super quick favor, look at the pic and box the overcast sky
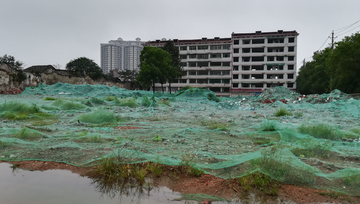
[1,0,360,70]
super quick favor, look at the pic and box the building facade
[144,30,298,96]
[231,30,298,96]
[100,37,145,74]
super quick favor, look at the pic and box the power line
[334,20,360,32]
[336,24,360,37]
[317,33,331,51]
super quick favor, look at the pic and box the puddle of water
[0,163,185,204]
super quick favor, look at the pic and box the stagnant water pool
[0,163,189,204]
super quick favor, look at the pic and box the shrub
[15,127,42,140]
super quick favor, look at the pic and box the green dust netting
[1,83,360,195]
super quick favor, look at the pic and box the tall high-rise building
[100,37,145,73]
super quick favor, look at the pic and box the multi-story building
[231,30,298,96]
[144,37,232,96]
[100,37,145,73]
[144,30,298,96]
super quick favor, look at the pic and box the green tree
[66,57,103,80]
[136,47,172,93]
[162,41,183,94]
[0,54,23,70]
[326,33,360,93]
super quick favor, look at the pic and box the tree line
[297,33,360,94]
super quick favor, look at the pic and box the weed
[291,139,332,159]
[252,137,271,146]
[237,172,281,195]
[132,165,147,182]
[44,97,57,100]
[294,112,303,117]
[179,153,204,177]
[78,110,116,124]
[157,100,171,106]
[274,107,292,117]
[15,127,42,140]
[298,123,340,140]
[260,120,277,131]
[114,98,138,108]
[0,141,10,149]
[147,162,164,177]
[200,120,230,131]
[74,135,103,143]
[90,97,105,105]
[152,135,162,142]
[104,96,117,101]
[52,99,86,110]
[318,191,348,199]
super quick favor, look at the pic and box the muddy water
[0,163,187,204]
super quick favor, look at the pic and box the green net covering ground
[1,83,360,195]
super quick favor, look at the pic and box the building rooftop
[232,30,299,37]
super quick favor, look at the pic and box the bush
[114,98,138,108]
[52,99,86,110]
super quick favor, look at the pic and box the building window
[252,56,264,62]
[234,40,239,45]
[210,45,222,50]
[288,74,294,79]
[209,79,221,83]
[242,57,250,62]
[222,70,230,75]
[189,62,197,67]
[198,79,207,84]
[198,70,208,75]
[189,79,196,83]
[233,65,239,71]
[189,54,196,59]
[252,39,265,44]
[288,65,294,70]
[223,45,231,50]
[197,54,209,59]
[276,56,284,61]
[288,83,294,88]
[232,83,239,88]
[268,38,284,43]
[288,46,294,52]
[210,53,221,58]
[189,46,196,50]
[210,62,221,66]
[180,62,187,67]
[198,61,209,67]
[223,53,230,58]
[198,45,208,50]
[242,48,250,53]
[267,56,274,61]
[180,55,187,59]
[180,79,187,83]
[233,74,239,79]
[233,57,239,62]
[288,56,294,61]
[180,46,187,50]
[189,71,196,75]
[288,37,295,43]
[209,87,221,92]
[222,62,230,67]
[233,48,239,53]
[243,39,250,44]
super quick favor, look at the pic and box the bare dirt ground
[2,160,360,204]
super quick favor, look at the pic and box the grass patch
[237,172,281,195]
[298,123,340,140]
[78,110,117,124]
[200,120,230,131]
[291,139,332,159]
[14,127,42,140]
[294,112,303,117]
[114,98,138,108]
[74,135,104,143]
[0,102,42,120]
[174,194,228,202]
[90,97,105,105]
[274,107,292,117]
[318,191,349,200]
[52,99,86,110]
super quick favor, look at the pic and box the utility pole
[331,30,335,51]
